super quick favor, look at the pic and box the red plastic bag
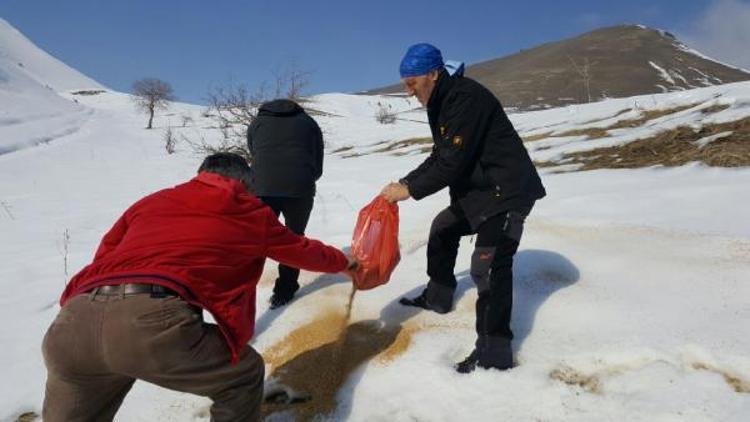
[350,195,400,290]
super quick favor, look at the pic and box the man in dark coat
[43,153,354,421]
[247,99,325,308]
[381,43,546,373]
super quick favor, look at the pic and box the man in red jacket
[42,153,354,422]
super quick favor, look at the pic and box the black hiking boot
[455,349,479,374]
[398,283,453,314]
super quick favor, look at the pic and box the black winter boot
[269,278,299,309]
[477,336,514,371]
[269,292,294,309]
[455,349,479,373]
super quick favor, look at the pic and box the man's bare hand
[380,182,411,203]
[343,255,359,280]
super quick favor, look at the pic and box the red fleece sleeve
[93,213,129,260]
[263,208,348,273]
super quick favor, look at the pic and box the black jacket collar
[427,69,459,122]
[428,69,457,109]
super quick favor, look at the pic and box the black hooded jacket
[247,99,324,197]
[402,70,546,228]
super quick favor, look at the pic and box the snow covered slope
[1,21,749,422]
[0,18,103,92]
[0,18,101,155]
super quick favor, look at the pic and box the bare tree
[181,132,252,161]
[132,78,175,129]
[206,82,264,144]
[568,56,593,103]
[283,67,312,100]
[196,65,313,159]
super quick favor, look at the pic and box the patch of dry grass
[692,363,750,394]
[700,103,732,115]
[553,103,702,140]
[555,127,612,139]
[371,137,432,153]
[523,132,553,142]
[340,137,432,158]
[15,412,39,422]
[549,117,750,170]
[332,145,354,154]
[549,365,602,394]
[577,108,633,126]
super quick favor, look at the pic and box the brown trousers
[42,290,264,422]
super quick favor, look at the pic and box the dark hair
[198,152,253,191]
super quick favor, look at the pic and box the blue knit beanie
[399,43,444,78]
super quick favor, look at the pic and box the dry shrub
[375,102,397,124]
[163,127,176,154]
[181,133,251,162]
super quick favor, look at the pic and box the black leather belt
[89,283,179,298]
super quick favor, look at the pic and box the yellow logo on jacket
[440,126,446,136]
[452,136,463,147]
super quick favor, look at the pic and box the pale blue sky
[1,0,747,103]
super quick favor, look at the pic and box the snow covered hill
[1,19,749,422]
[0,18,103,93]
[0,18,102,155]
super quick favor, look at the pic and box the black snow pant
[424,204,529,341]
[259,196,314,297]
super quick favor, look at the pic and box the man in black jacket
[248,99,325,308]
[381,43,546,373]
